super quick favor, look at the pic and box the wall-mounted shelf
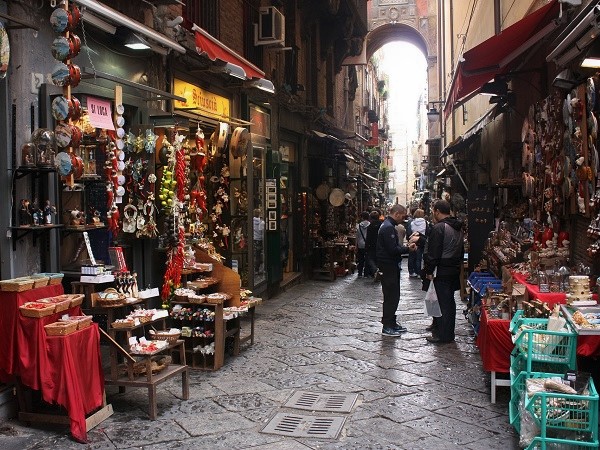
[9,225,63,251]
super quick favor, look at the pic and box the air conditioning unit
[254,6,285,46]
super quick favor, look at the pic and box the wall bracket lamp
[427,101,445,122]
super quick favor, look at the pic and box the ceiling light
[124,32,151,50]
[245,78,275,94]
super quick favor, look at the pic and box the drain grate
[284,391,358,413]
[261,412,346,439]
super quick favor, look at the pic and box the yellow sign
[173,79,230,118]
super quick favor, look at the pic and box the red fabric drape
[0,286,104,443]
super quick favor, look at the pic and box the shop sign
[173,78,230,118]
[87,96,114,130]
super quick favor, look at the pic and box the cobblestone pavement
[0,266,519,449]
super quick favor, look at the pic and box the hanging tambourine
[315,182,330,200]
[230,127,251,158]
[329,188,345,207]
[216,122,229,153]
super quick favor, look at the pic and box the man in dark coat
[364,210,381,279]
[376,204,416,336]
[420,200,464,343]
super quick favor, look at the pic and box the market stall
[0,282,111,443]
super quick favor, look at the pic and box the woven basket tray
[150,331,181,343]
[20,302,56,318]
[45,321,78,336]
[54,300,72,313]
[96,288,126,307]
[0,278,35,292]
[29,276,50,288]
[189,295,207,304]
[120,355,171,376]
[111,320,136,329]
[206,293,231,305]
[68,294,85,308]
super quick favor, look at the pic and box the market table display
[0,285,112,443]
[477,288,600,403]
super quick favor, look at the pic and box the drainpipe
[494,0,501,35]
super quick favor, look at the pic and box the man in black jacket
[376,204,416,336]
[420,200,464,343]
[364,210,381,279]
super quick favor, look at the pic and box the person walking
[376,204,416,336]
[420,200,464,344]
[355,211,370,277]
[407,208,428,278]
[364,210,381,279]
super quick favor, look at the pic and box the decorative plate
[51,63,70,87]
[49,8,68,33]
[315,182,330,200]
[0,21,10,79]
[116,104,124,115]
[51,36,70,62]
[230,127,251,158]
[54,123,72,148]
[329,188,345,207]
[51,96,70,121]
[55,151,72,176]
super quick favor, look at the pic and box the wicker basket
[29,275,50,288]
[41,273,64,285]
[69,294,85,308]
[150,331,181,343]
[121,355,171,376]
[174,293,189,303]
[111,319,136,329]
[45,321,78,336]
[0,278,35,292]
[76,316,93,329]
[95,288,126,307]
[54,299,72,313]
[20,302,56,318]
[206,293,230,305]
[189,295,207,304]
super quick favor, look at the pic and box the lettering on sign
[87,96,115,130]
[173,78,230,118]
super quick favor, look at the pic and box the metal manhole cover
[284,391,358,413]
[261,412,346,439]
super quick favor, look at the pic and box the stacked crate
[509,311,599,449]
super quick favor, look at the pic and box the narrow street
[2,267,519,450]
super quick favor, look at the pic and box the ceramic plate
[51,96,70,121]
[51,63,70,87]
[50,8,68,33]
[51,36,70,62]
[55,123,72,147]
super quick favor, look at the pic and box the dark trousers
[379,262,400,327]
[408,247,424,275]
[356,248,366,276]
[364,252,377,277]
[431,277,457,342]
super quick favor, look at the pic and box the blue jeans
[408,247,424,275]
[431,276,457,342]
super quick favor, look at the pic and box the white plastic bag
[424,270,442,317]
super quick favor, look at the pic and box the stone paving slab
[0,266,519,449]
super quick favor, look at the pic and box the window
[183,0,219,37]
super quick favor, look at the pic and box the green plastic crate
[525,436,599,450]
[510,311,577,371]
[511,371,598,442]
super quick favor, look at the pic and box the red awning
[193,25,265,80]
[444,0,560,118]
[366,123,379,147]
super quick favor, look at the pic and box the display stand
[100,328,189,420]
[169,248,247,370]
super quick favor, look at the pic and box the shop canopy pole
[449,158,468,192]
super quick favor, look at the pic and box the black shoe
[425,324,435,332]
[382,326,404,337]
[393,324,408,333]
[426,336,454,344]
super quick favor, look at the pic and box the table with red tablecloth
[0,285,109,442]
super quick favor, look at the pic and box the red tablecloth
[477,308,515,372]
[512,272,567,305]
[477,307,600,374]
[0,286,105,442]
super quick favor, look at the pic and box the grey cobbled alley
[0,267,519,449]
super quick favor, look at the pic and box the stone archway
[366,0,439,104]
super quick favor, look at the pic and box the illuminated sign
[173,78,230,118]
